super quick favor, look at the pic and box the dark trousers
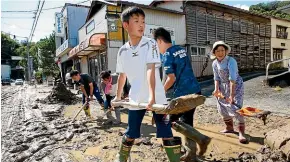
[82,86,104,105]
[104,94,114,110]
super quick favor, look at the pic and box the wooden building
[151,1,272,77]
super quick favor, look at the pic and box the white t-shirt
[116,36,167,110]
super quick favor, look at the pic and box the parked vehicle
[15,79,24,85]
[1,78,11,86]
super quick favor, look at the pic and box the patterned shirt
[162,45,201,97]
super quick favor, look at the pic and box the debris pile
[41,82,80,104]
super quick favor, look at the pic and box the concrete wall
[142,8,186,45]
[80,56,88,73]
[271,18,290,67]
[78,6,107,42]
[106,6,186,73]
[107,41,123,73]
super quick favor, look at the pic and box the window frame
[86,20,95,34]
[190,46,206,56]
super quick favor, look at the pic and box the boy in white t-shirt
[112,6,181,162]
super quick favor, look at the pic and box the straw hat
[210,41,231,59]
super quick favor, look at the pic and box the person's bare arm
[89,83,93,96]
[80,86,88,98]
[147,63,156,109]
[116,73,127,100]
[164,73,175,92]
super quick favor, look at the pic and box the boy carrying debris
[112,6,182,162]
[153,27,211,161]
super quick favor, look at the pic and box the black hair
[121,6,145,23]
[153,27,172,44]
[100,70,111,79]
[70,70,79,77]
[213,45,228,53]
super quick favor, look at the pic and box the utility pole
[26,38,31,83]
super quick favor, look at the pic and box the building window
[65,26,68,40]
[281,43,286,47]
[86,20,95,34]
[233,20,240,32]
[273,48,283,60]
[191,46,206,56]
[254,24,260,35]
[276,26,288,39]
[60,37,64,45]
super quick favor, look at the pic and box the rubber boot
[163,137,182,162]
[180,137,199,162]
[238,123,248,144]
[114,107,121,124]
[220,118,235,133]
[83,103,91,118]
[106,111,114,120]
[102,110,114,125]
[115,136,134,162]
[172,121,211,156]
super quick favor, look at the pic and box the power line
[29,0,45,42]
[1,22,52,32]
[1,17,35,19]
[1,0,90,13]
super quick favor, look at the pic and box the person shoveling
[70,70,105,118]
[97,70,122,125]
[213,92,271,125]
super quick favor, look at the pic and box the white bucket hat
[210,41,231,59]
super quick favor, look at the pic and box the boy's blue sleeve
[228,58,238,81]
[163,51,175,75]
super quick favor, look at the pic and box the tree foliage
[249,1,290,20]
[16,42,39,71]
[37,33,59,77]
[1,33,20,64]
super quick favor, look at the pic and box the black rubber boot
[172,121,211,156]
[180,137,198,161]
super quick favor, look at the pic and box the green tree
[16,42,38,71]
[37,33,59,77]
[249,1,290,20]
[1,33,20,64]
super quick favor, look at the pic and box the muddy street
[1,82,290,162]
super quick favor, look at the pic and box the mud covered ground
[1,81,290,162]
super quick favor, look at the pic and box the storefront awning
[68,33,106,58]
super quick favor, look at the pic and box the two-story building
[68,0,186,83]
[270,17,290,68]
[150,1,272,77]
[54,3,90,83]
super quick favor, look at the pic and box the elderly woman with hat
[211,41,247,144]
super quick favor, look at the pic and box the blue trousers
[82,86,104,105]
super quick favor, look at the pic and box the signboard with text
[56,39,69,56]
[144,24,176,45]
[55,12,64,37]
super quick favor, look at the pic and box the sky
[1,0,273,43]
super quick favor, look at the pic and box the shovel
[112,94,206,114]
[71,101,91,123]
[213,92,271,125]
